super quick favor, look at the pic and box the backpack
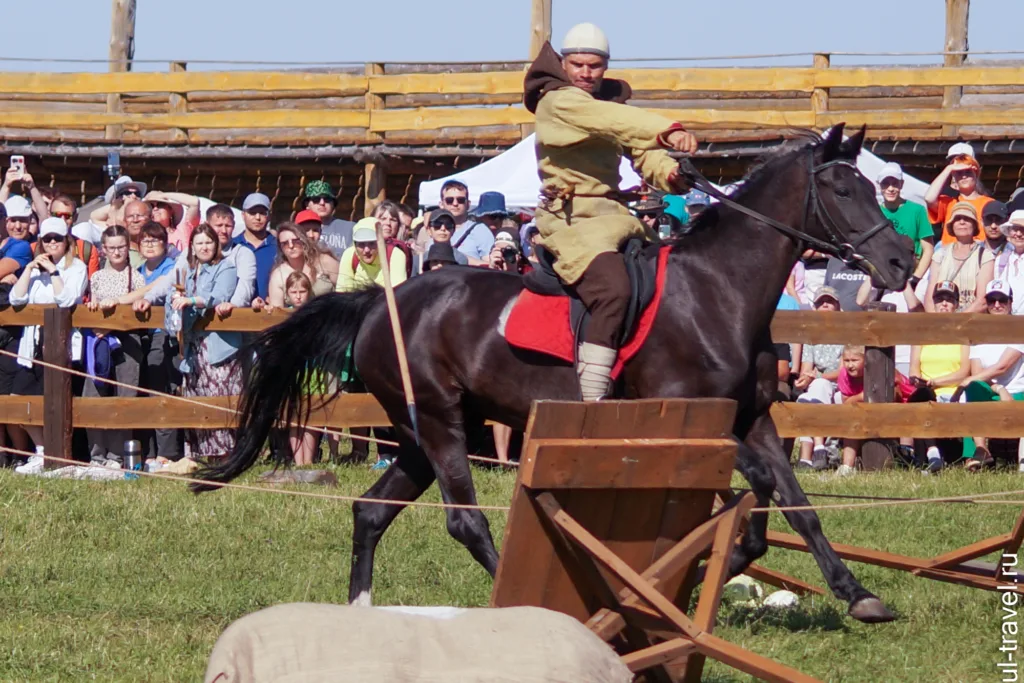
[351,239,413,279]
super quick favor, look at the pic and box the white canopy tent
[418,134,929,211]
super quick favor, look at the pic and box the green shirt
[880,200,932,257]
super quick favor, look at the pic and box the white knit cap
[561,23,610,59]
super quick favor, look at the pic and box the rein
[676,151,892,270]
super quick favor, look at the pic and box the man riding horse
[526,23,698,400]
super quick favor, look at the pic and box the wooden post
[811,53,830,129]
[42,307,73,468]
[363,63,386,216]
[861,302,897,470]
[522,0,552,140]
[943,0,970,137]
[364,62,384,143]
[169,61,189,143]
[106,0,136,141]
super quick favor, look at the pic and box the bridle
[676,149,892,270]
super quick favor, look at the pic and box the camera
[500,245,519,264]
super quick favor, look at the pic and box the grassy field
[0,462,1020,682]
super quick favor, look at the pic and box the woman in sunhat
[924,201,994,312]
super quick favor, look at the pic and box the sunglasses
[443,196,468,206]
[118,190,141,198]
[430,222,453,231]
[309,196,333,205]
[637,211,661,219]
[355,241,377,249]
[279,239,301,248]
[987,296,1011,305]
[40,234,63,243]
[879,179,901,189]
[51,211,74,221]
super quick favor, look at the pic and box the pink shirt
[838,366,914,403]
[167,212,199,254]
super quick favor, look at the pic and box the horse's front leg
[744,411,895,623]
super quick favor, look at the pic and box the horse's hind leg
[745,412,895,624]
[348,442,435,605]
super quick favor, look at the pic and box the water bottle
[124,440,143,480]
[165,304,182,334]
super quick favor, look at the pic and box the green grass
[0,464,1020,682]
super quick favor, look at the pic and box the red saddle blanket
[503,246,670,379]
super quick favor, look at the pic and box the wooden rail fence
[3,306,1024,467]
[7,59,1024,147]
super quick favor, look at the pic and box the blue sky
[3,0,1023,71]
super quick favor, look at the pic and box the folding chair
[492,399,819,683]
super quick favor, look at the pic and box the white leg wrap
[577,343,616,402]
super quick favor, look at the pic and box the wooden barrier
[2,305,1024,463]
[6,59,1024,145]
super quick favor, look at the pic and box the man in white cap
[876,162,933,287]
[233,192,277,301]
[523,23,697,400]
[336,217,407,292]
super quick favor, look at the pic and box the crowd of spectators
[2,141,1021,476]
[784,142,1024,475]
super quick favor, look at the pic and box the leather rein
[676,150,892,270]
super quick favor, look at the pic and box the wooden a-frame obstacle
[491,398,819,683]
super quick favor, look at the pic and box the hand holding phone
[10,155,25,177]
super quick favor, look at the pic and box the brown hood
[523,42,632,114]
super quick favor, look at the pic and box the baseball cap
[352,216,379,243]
[947,142,975,159]
[242,193,271,211]
[933,281,960,300]
[304,179,333,199]
[983,200,1009,224]
[4,195,31,219]
[813,286,841,307]
[685,190,710,207]
[876,162,903,184]
[38,217,68,238]
[986,279,1013,299]
[493,230,516,247]
[663,195,687,223]
[429,209,455,227]
[294,209,321,225]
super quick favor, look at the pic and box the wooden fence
[7,59,1024,147]
[5,306,1024,467]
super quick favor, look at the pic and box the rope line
[0,347,399,447]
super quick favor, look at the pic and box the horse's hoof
[848,596,895,623]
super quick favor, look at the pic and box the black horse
[196,124,913,623]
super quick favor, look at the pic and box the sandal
[968,446,994,472]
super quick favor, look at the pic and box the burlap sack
[205,603,633,683]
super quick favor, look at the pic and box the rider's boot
[577,342,616,401]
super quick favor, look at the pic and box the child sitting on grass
[836,345,915,476]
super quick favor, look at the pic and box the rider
[524,23,697,400]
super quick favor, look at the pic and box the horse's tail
[191,287,385,492]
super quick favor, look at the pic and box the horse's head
[808,123,914,291]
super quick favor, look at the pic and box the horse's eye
[835,187,852,199]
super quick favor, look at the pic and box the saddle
[521,238,658,348]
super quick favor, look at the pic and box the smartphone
[9,155,24,175]
[104,151,121,181]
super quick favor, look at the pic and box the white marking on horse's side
[496,295,518,337]
[351,590,372,607]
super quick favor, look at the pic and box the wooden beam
[0,71,369,95]
[168,61,188,143]
[42,307,73,466]
[943,0,970,136]
[770,402,1024,439]
[0,109,370,130]
[364,63,385,143]
[528,0,552,60]
[770,310,1024,346]
[811,53,830,119]
[106,0,135,140]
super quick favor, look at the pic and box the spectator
[423,242,459,271]
[281,271,321,466]
[442,181,493,265]
[982,201,1013,277]
[89,176,147,234]
[925,148,991,246]
[0,164,50,221]
[792,287,844,470]
[128,222,182,463]
[823,255,868,312]
[232,193,277,301]
[632,195,666,236]
[171,224,241,460]
[0,197,34,282]
[295,209,322,243]
[204,204,256,316]
[662,194,688,238]
[0,200,36,461]
[4,196,35,248]
[801,249,830,304]
[50,195,99,278]
[256,222,337,310]
[373,201,413,276]
[488,231,531,274]
[908,281,970,472]
[924,202,993,312]
[418,209,468,273]
[144,191,200,254]
[998,210,1024,315]
[472,191,508,236]
[521,222,541,263]
[83,225,145,467]
[855,280,922,375]
[959,280,1024,471]
[10,218,88,474]
[302,180,354,259]
[336,217,407,292]
[122,200,153,268]
[834,345,914,477]
[397,203,415,241]
[684,190,710,223]
[876,163,933,288]
[1008,186,1024,215]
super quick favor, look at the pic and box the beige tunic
[534,87,680,284]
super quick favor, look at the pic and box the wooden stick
[374,221,419,442]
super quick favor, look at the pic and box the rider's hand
[664,129,698,154]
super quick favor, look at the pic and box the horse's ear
[840,124,867,159]
[821,123,845,160]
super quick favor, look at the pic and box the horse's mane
[672,129,822,242]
